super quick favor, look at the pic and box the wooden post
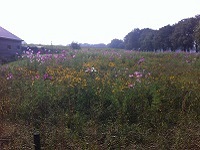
[34,132,41,150]
[0,136,11,149]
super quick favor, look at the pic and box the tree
[170,17,198,52]
[123,15,200,52]
[70,42,81,50]
[108,39,124,49]
[193,15,200,52]
[124,28,141,50]
[138,28,156,51]
[195,22,200,52]
[156,25,174,51]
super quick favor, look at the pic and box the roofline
[0,26,23,41]
[0,36,23,41]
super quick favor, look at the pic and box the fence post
[34,132,41,150]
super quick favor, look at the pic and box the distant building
[0,26,23,63]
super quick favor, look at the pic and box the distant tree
[80,43,107,48]
[155,25,174,51]
[193,15,200,52]
[151,30,160,51]
[123,15,200,52]
[124,28,156,51]
[139,28,156,51]
[70,42,81,50]
[194,21,200,52]
[170,17,198,52]
[124,28,141,50]
[108,39,124,49]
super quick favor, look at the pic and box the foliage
[123,15,200,52]
[80,43,107,48]
[139,28,155,51]
[170,18,198,51]
[1,49,200,149]
[108,39,124,49]
[154,25,174,51]
[70,42,81,50]
[124,28,141,50]
[195,21,200,52]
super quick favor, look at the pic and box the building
[0,26,23,63]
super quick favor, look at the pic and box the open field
[1,49,200,149]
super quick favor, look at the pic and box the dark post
[34,132,41,150]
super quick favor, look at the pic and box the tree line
[108,15,200,52]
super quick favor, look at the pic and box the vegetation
[80,43,107,48]
[1,48,200,149]
[195,21,200,49]
[108,39,125,49]
[70,42,81,50]
[109,14,200,52]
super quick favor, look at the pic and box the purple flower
[35,74,40,80]
[43,73,52,80]
[6,73,13,80]
[138,57,145,64]
[134,71,142,78]
[128,83,134,88]
[186,60,191,63]
[129,74,134,78]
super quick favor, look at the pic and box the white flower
[85,66,97,73]
[91,67,97,72]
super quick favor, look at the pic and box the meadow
[1,48,200,149]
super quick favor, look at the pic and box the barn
[0,26,23,63]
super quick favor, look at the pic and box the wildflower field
[1,48,200,149]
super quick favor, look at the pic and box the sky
[1,0,200,45]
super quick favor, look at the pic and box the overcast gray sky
[1,0,200,45]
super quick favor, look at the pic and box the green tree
[139,28,156,51]
[152,30,160,51]
[156,25,174,51]
[194,21,200,52]
[70,42,81,50]
[170,17,198,52]
[108,39,124,49]
[124,28,141,50]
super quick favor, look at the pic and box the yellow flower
[108,62,115,67]
[170,76,174,80]
[95,77,100,81]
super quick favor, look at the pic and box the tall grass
[1,49,200,149]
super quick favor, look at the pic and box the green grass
[1,49,200,149]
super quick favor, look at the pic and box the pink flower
[134,71,142,78]
[186,60,191,63]
[128,83,134,88]
[85,68,91,73]
[145,72,151,78]
[138,57,145,64]
[136,79,141,83]
[43,73,52,80]
[6,73,13,80]
[35,74,40,80]
[37,51,41,55]
[129,74,134,78]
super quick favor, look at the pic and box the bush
[70,42,81,50]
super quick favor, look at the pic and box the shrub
[70,42,81,50]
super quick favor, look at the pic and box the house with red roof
[0,26,23,63]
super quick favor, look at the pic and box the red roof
[0,26,22,41]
